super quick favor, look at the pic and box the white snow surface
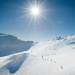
[0,35,75,75]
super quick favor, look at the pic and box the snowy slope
[0,33,33,56]
[0,35,75,75]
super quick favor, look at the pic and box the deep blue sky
[0,0,75,41]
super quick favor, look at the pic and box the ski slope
[0,35,75,75]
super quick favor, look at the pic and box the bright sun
[23,0,47,21]
[30,6,40,17]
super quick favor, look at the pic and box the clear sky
[0,0,75,41]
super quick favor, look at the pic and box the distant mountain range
[0,33,33,56]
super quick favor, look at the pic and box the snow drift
[0,34,75,75]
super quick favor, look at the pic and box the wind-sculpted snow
[0,35,75,75]
[0,51,29,74]
[4,54,27,73]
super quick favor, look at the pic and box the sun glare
[23,0,47,22]
[30,6,40,17]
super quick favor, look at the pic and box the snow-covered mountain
[0,33,33,56]
[0,34,75,75]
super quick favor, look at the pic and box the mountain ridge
[0,33,34,56]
